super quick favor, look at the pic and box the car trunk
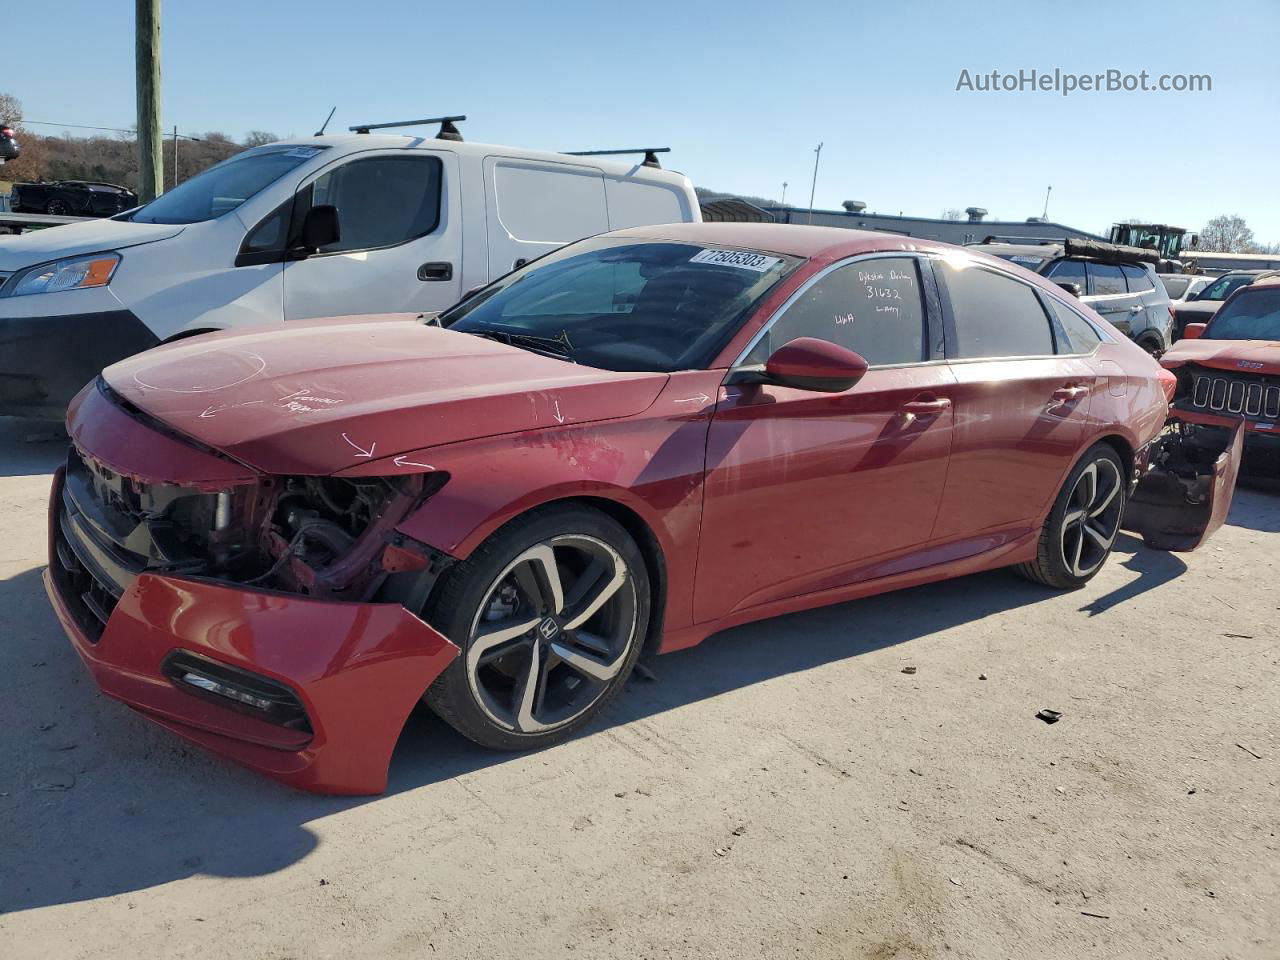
[1122,421,1243,551]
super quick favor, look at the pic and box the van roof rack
[562,147,670,169]
[349,115,466,141]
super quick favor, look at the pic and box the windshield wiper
[466,326,577,363]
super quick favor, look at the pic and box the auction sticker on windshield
[689,248,781,272]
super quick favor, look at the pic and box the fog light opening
[180,670,273,711]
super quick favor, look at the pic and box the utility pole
[1042,185,1052,221]
[172,124,178,187]
[806,143,823,225]
[136,0,162,202]
[781,181,788,207]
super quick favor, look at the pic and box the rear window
[941,262,1054,359]
[1205,288,1280,341]
[1196,274,1252,301]
[1162,276,1191,299]
[1122,265,1155,293]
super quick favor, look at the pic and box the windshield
[1194,274,1252,302]
[1205,288,1280,340]
[127,145,327,224]
[441,238,800,372]
[995,253,1048,270]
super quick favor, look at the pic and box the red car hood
[101,316,669,475]
[1161,337,1280,377]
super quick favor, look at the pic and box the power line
[21,120,201,141]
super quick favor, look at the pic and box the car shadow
[0,417,67,478]
[2,545,1175,916]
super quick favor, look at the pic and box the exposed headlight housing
[4,252,120,297]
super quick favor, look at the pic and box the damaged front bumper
[1122,420,1244,551]
[46,463,459,795]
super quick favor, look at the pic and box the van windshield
[442,237,799,372]
[126,145,327,224]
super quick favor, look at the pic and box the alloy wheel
[1060,457,1124,578]
[465,534,638,734]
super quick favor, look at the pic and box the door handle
[417,261,454,281]
[1050,385,1088,403]
[899,397,952,422]
[1129,305,1143,313]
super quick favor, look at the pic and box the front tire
[1015,443,1126,589]
[45,198,71,215]
[421,504,650,750]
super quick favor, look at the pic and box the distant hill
[695,187,785,209]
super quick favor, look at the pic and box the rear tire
[1015,443,1126,589]
[421,504,650,751]
[45,198,71,215]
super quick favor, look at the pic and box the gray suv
[969,238,1173,354]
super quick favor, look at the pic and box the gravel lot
[1,414,1276,960]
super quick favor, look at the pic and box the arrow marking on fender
[393,455,435,470]
[342,433,377,458]
[674,393,712,404]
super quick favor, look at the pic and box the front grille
[1179,367,1280,422]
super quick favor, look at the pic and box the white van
[0,121,699,418]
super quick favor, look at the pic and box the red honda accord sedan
[45,223,1229,794]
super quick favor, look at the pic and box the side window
[1121,265,1154,292]
[1046,258,1087,291]
[1087,262,1126,296]
[942,263,1054,359]
[1045,297,1102,354]
[310,155,442,254]
[745,257,926,366]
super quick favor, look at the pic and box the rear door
[482,157,608,279]
[1085,261,1139,338]
[1121,264,1168,348]
[931,259,1096,544]
[283,149,462,320]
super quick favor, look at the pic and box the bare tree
[940,208,963,221]
[243,130,279,148]
[0,91,49,182]
[1200,214,1255,253]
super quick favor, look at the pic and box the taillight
[1156,367,1178,403]
[0,126,13,138]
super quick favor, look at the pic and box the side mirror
[299,204,340,253]
[1055,281,1083,298]
[761,337,869,392]
[1189,234,1200,248]
[1182,322,1207,340]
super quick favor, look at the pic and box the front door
[694,255,956,623]
[283,150,462,320]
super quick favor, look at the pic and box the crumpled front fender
[47,563,459,795]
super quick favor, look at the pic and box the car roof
[603,221,959,259]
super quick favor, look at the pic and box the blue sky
[8,0,1280,240]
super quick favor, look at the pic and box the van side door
[281,149,462,320]
[482,157,608,280]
